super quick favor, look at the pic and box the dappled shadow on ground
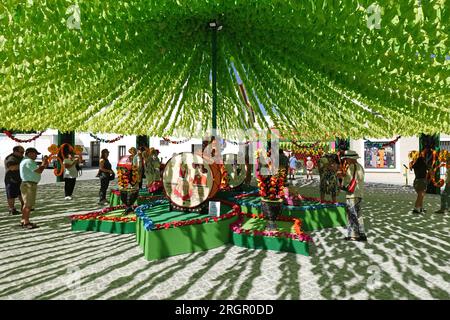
[0,180,448,299]
[299,184,450,299]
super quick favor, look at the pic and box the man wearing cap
[19,148,49,229]
[339,150,367,241]
[4,146,25,215]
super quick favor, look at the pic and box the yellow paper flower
[48,144,59,155]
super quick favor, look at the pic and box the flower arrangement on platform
[256,171,286,200]
[229,211,313,243]
[254,149,287,200]
[117,165,139,189]
[135,200,241,231]
[220,164,231,191]
[69,205,138,223]
[234,192,346,209]
[439,150,450,163]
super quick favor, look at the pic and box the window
[364,141,396,169]
[160,139,169,146]
[441,141,450,152]
[118,145,126,159]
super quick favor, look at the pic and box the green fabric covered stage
[71,208,136,234]
[70,190,346,260]
[231,215,312,256]
[136,202,239,260]
[108,188,164,206]
[226,195,348,231]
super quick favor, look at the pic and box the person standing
[144,148,161,187]
[278,149,289,172]
[137,146,146,189]
[318,155,329,193]
[4,146,25,215]
[288,153,297,180]
[410,152,428,214]
[129,147,144,189]
[339,150,367,241]
[98,149,114,205]
[306,157,314,181]
[63,152,79,200]
[19,148,48,229]
[320,155,339,203]
[435,160,450,214]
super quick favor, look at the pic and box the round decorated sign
[223,153,247,189]
[163,153,220,208]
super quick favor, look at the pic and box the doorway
[91,141,100,167]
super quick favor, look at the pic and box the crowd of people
[3,143,448,236]
[97,146,162,205]
[3,144,164,229]
[4,146,49,229]
[280,148,367,241]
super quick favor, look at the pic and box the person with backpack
[63,151,80,200]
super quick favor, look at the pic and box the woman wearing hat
[338,150,367,241]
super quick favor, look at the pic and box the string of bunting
[162,137,191,144]
[3,130,44,143]
[291,140,321,150]
[364,136,401,148]
[89,133,124,143]
[225,139,250,146]
[0,2,448,139]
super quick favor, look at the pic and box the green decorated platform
[231,195,347,231]
[108,188,164,206]
[135,201,239,260]
[70,189,348,260]
[230,214,313,256]
[70,205,136,234]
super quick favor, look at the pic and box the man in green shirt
[19,148,48,229]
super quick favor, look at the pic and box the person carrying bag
[341,164,357,193]
[338,150,367,242]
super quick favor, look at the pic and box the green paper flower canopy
[0,0,449,141]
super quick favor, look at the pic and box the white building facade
[1,131,449,186]
[349,134,450,185]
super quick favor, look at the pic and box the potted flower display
[117,163,140,214]
[255,150,286,230]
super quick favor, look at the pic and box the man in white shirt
[19,148,48,229]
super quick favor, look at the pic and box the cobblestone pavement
[0,179,449,300]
